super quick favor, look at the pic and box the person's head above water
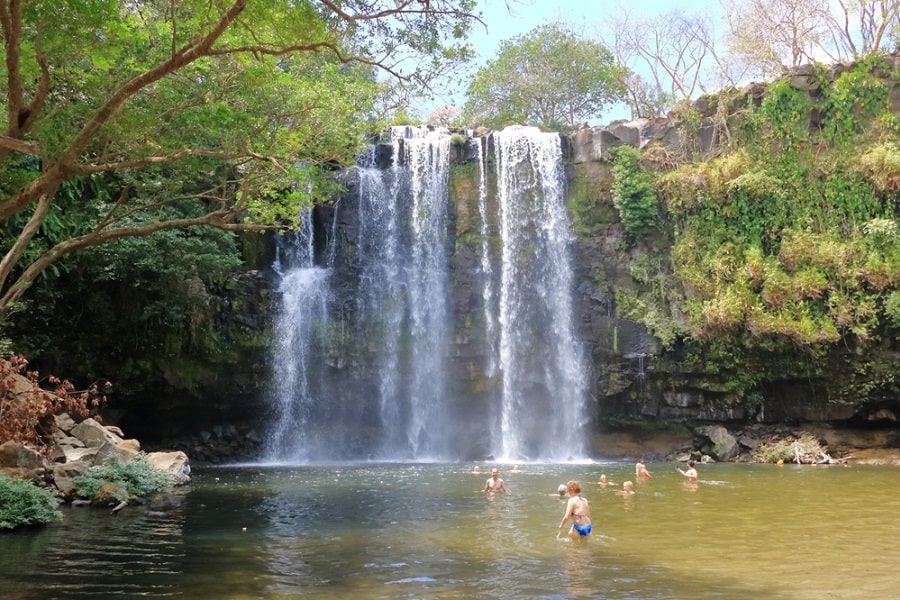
[557,484,567,497]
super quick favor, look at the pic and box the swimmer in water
[558,480,592,540]
[636,460,650,480]
[676,460,698,483]
[483,468,508,493]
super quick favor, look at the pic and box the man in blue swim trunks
[558,480,592,540]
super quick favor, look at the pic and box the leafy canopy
[0,0,479,322]
[462,22,627,131]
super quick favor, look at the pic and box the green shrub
[609,145,659,237]
[858,144,900,192]
[884,291,900,328]
[0,473,62,530]
[73,455,173,503]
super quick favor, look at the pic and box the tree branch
[0,212,275,321]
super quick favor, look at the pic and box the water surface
[1,462,897,599]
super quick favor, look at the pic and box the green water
[1,462,897,599]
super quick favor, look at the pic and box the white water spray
[265,208,332,461]
[356,126,452,459]
[492,126,589,460]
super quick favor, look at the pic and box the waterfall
[356,126,452,459]
[265,208,333,461]
[266,125,589,463]
[476,136,499,378]
[491,126,589,460]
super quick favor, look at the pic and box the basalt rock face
[562,57,900,435]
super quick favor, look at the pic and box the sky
[421,0,725,125]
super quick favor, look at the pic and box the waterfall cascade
[492,126,589,460]
[266,125,589,463]
[355,126,452,459]
[265,209,333,461]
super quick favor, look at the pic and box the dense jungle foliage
[603,54,900,408]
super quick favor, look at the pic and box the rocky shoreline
[593,421,900,465]
[0,412,190,501]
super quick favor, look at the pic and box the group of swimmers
[475,459,701,541]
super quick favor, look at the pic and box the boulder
[91,441,139,466]
[694,425,740,461]
[92,482,125,506]
[52,430,85,448]
[62,446,100,463]
[105,425,126,437]
[146,451,191,485]
[71,417,123,448]
[52,460,91,492]
[0,441,47,471]
[54,412,77,432]
[118,439,141,452]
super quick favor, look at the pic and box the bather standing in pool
[558,480,592,540]
[483,468,508,493]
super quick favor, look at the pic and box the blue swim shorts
[573,523,592,537]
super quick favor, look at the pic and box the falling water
[476,136,499,377]
[491,126,589,460]
[355,126,452,459]
[267,125,588,462]
[265,208,333,461]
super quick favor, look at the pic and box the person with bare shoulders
[598,474,616,487]
[676,460,698,483]
[636,460,650,480]
[558,480,591,540]
[618,480,635,495]
[483,468,508,493]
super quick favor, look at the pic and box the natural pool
[1,462,898,599]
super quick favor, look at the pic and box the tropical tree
[462,22,626,130]
[0,0,479,322]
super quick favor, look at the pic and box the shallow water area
[1,462,898,599]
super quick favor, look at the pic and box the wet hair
[557,484,567,496]
[566,480,581,494]
[687,460,695,467]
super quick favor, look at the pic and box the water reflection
[0,489,187,599]
[1,463,899,599]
